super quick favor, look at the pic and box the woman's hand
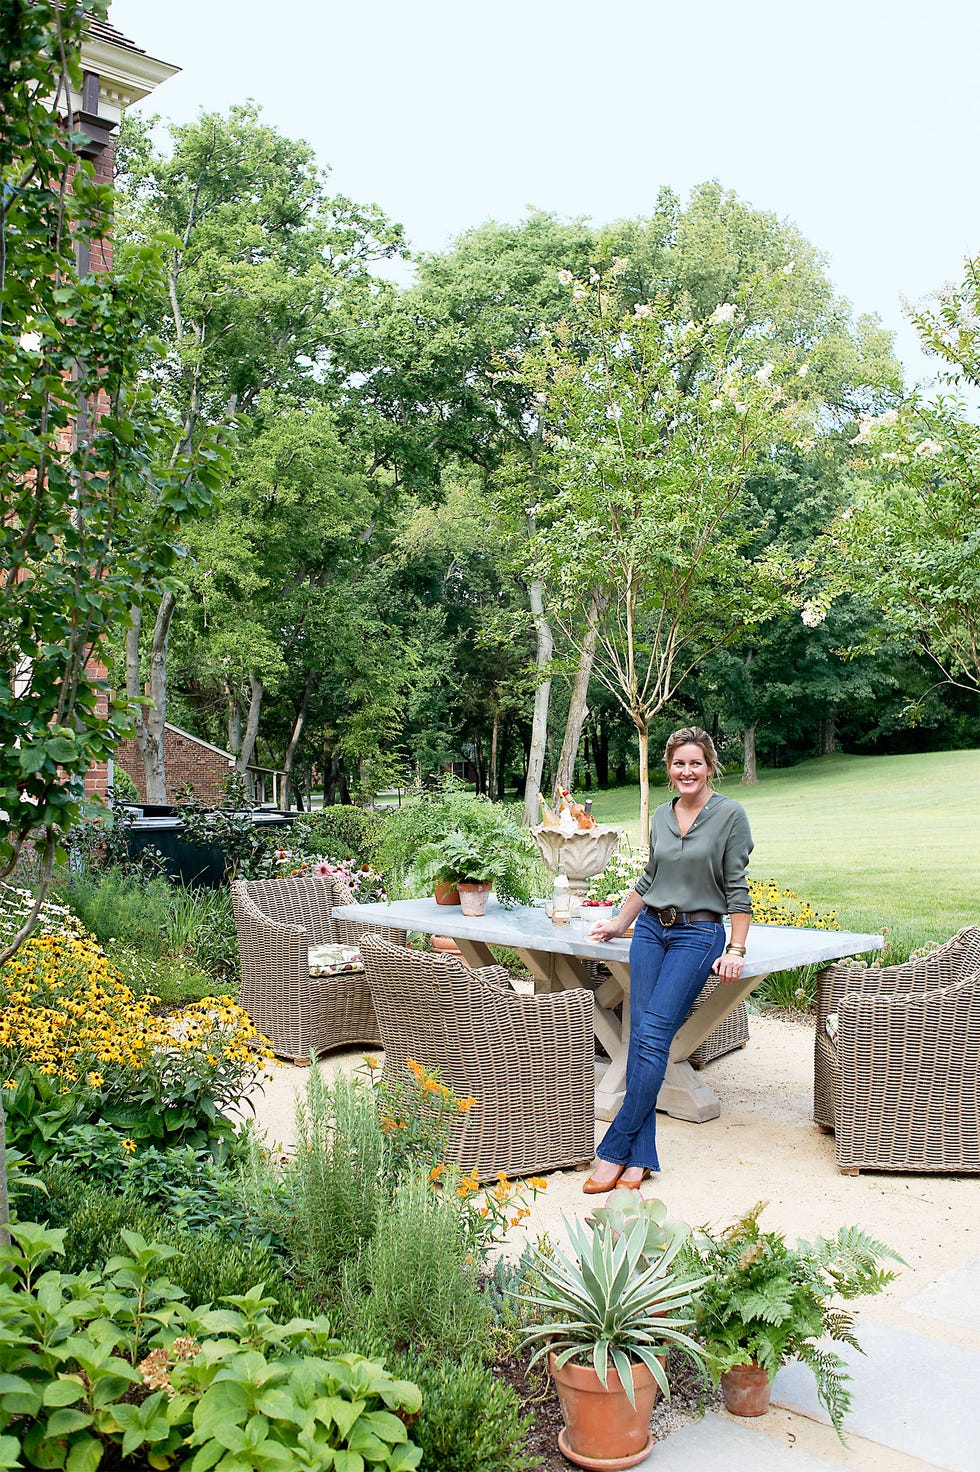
[712,948,745,982]
[713,913,751,982]
[588,917,627,942]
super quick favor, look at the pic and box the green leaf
[42,1380,86,1408]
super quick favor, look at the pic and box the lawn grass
[584,749,980,955]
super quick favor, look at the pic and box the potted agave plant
[684,1201,902,1435]
[516,1209,709,1469]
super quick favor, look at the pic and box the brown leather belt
[650,906,722,927]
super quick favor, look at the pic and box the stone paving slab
[902,1255,980,1335]
[631,1413,846,1470]
[772,1320,980,1472]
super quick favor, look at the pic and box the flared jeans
[596,906,726,1172]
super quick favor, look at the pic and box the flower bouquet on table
[583,849,648,928]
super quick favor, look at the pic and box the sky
[109,0,980,386]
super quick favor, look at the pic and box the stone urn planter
[531,824,621,898]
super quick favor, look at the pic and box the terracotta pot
[721,1360,772,1417]
[431,934,468,963]
[457,881,492,916]
[549,1351,659,1469]
[433,880,461,906]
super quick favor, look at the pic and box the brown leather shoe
[582,1164,624,1194]
[618,1169,651,1190]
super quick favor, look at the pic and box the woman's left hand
[712,950,745,983]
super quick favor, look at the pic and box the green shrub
[268,1068,391,1294]
[24,1164,305,1314]
[56,866,172,955]
[341,1170,491,1359]
[0,1225,423,1472]
[290,805,384,866]
[390,1352,540,1472]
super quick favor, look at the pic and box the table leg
[652,970,769,1122]
[515,948,630,1120]
[454,938,498,969]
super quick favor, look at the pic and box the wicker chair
[230,875,406,1063]
[814,926,980,1174]
[359,934,596,1182]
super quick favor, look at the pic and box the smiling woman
[584,726,753,1190]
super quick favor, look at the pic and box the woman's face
[669,742,713,800]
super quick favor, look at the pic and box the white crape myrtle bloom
[878,409,900,427]
[801,601,827,629]
[589,267,600,285]
[557,269,574,286]
[572,286,587,301]
[605,403,623,421]
[710,398,724,410]
[840,506,854,520]
[782,260,796,275]
[609,256,630,277]
[797,365,809,377]
[914,438,943,457]
[633,302,653,319]
[755,362,774,384]
[709,302,736,324]
[734,401,748,414]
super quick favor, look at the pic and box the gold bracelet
[725,944,746,956]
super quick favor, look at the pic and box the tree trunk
[227,686,242,757]
[126,592,176,804]
[741,724,758,785]
[636,718,651,840]
[488,710,500,800]
[523,572,553,826]
[281,680,310,811]
[555,589,605,794]
[593,719,610,788]
[234,675,264,801]
[819,713,836,756]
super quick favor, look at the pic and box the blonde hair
[663,726,724,785]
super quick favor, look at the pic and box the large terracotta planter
[549,1352,660,1469]
[434,880,460,906]
[720,1360,771,1417]
[457,881,492,916]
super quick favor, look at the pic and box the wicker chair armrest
[839,972,980,1028]
[816,955,953,1026]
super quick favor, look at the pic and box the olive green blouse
[633,793,753,916]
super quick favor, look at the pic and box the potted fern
[410,809,537,914]
[516,1211,709,1469]
[684,1202,902,1434]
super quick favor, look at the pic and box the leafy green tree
[512,261,804,832]
[0,0,222,947]
[114,106,404,798]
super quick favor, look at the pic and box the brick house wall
[115,725,235,806]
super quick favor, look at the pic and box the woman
[584,726,752,1191]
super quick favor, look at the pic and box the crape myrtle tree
[0,0,223,951]
[114,106,404,799]
[823,256,980,711]
[511,258,813,836]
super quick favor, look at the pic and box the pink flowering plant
[271,848,387,902]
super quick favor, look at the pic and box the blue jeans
[596,907,725,1172]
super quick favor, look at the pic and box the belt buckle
[660,905,678,928]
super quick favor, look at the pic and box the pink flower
[314,861,333,877]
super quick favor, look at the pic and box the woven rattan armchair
[360,934,596,1182]
[814,926,980,1174]
[231,875,406,1064]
